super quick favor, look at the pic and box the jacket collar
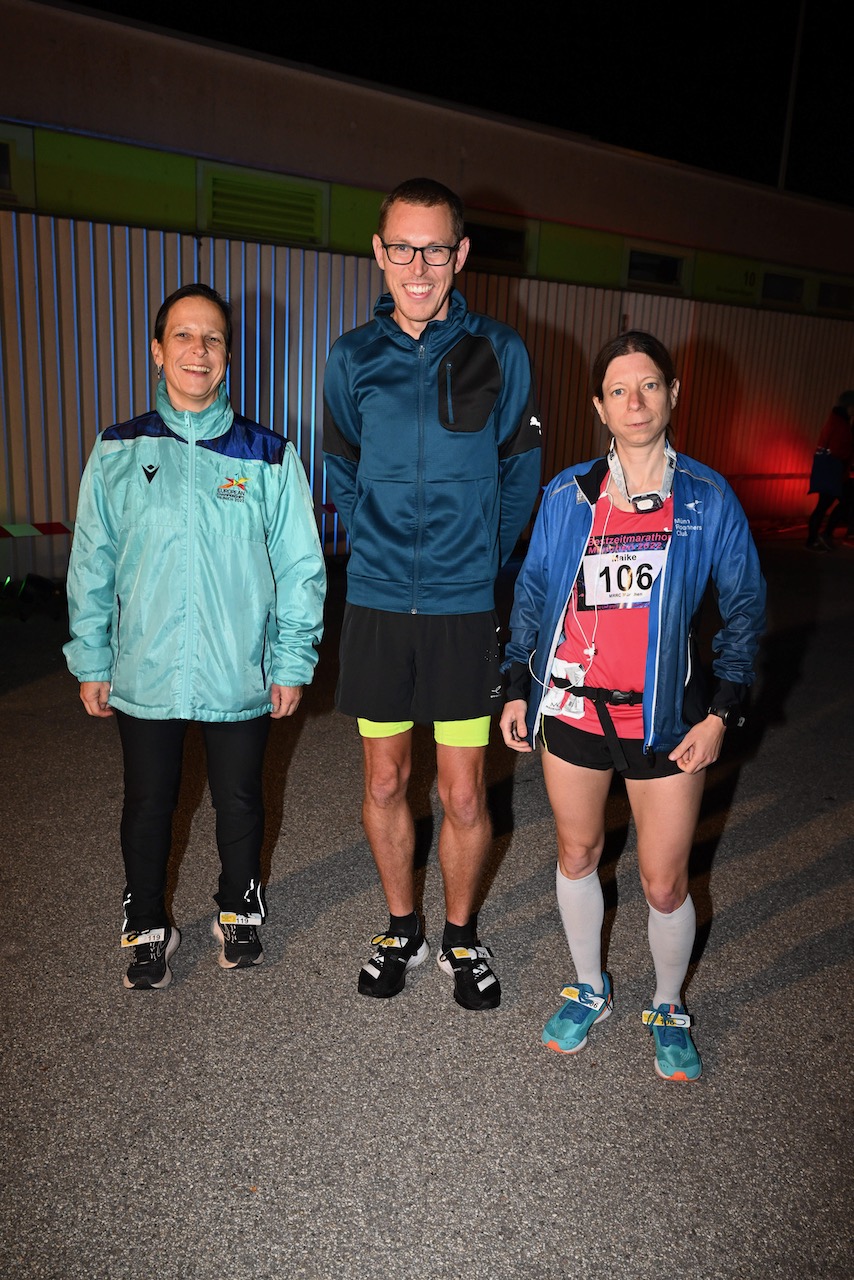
[155,381,235,441]
[373,288,468,348]
[574,457,609,504]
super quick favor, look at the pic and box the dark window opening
[817,281,854,313]
[627,250,683,287]
[762,273,803,304]
[467,222,527,267]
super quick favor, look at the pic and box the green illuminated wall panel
[34,132,196,230]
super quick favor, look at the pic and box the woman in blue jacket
[500,330,765,1081]
[64,284,326,990]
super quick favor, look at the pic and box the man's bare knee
[365,767,409,810]
[438,780,487,829]
[362,735,412,809]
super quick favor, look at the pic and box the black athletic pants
[115,711,270,932]
[807,492,839,541]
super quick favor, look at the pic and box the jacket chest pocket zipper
[445,362,455,424]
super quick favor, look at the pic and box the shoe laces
[368,933,404,964]
[459,950,493,982]
[222,922,257,945]
[559,984,597,1024]
[654,1006,688,1048]
[127,936,164,966]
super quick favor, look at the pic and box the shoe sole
[358,938,429,998]
[654,1059,703,1082]
[543,1002,612,1054]
[211,918,264,970]
[123,927,181,990]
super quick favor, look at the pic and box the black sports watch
[708,706,744,728]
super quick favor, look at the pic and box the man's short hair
[377,178,465,244]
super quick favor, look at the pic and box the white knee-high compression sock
[555,866,604,991]
[647,895,696,1007]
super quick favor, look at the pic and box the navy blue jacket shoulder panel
[199,415,287,464]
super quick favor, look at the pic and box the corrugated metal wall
[2,211,854,582]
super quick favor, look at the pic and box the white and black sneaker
[437,943,501,1010]
[358,930,430,998]
[212,913,264,969]
[122,925,181,990]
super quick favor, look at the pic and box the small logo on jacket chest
[217,476,250,503]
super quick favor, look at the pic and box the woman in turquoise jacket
[64,284,326,990]
[500,330,765,1082]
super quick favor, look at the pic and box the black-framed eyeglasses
[380,242,460,266]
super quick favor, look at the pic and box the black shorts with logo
[336,604,502,724]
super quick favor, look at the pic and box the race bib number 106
[580,533,669,609]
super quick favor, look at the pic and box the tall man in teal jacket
[323,178,541,1010]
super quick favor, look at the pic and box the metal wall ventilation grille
[203,172,326,245]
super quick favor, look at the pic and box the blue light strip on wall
[87,223,101,432]
[141,230,151,415]
[307,252,319,494]
[253,243,261,424]
[268,245,277,434]
[0,221,14,524]
[68,222,85,462]
[120,228,132,414]
[11,215,32,518]
[282,248,291,441]
[105,228,117,425]
[238,239,246,418]
[49,219,69,517]
[295,251,305,459]
[30,217,51,521]
[157,229,166,316]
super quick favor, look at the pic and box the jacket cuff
[504,660,532,703]
[708,679,748,713]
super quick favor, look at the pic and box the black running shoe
[122,925,181,990]
[212,913,264,969]
[358,931,429,998]
[437,943,501,1010]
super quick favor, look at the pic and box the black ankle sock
[389,911,419,938]
[442,917,476,951]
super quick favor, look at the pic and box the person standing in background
[806,390,854,549]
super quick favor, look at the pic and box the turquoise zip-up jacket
[323,290,542,614]
[64,383,326,721]
[504,454,766,754]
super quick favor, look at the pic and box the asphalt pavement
[0,534,851,1279]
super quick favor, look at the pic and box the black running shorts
[336,604,503,724]
[538,714,683,779]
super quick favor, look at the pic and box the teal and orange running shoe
[542,973,613,1054]
[642,1003,703,1082]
